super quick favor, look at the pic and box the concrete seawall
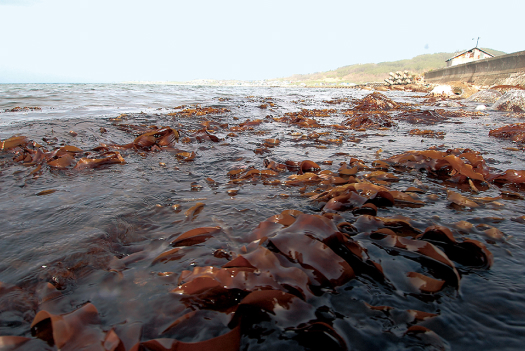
[424,50,525,86]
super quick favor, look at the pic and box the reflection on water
[0,84,525,350]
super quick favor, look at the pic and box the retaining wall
[424,50,525,86]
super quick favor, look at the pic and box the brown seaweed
[31,303,101,349]
[268,233,355,287]
[408,129,445,138]
[352,92,400,110]
[170,226,220,247]
[343,113,396,130]
[407,272,445,293]
[132,127,180,150]
[130,325,240,351]
[395,109,448,125]
[74,151,126,170]
[489,123,525,144]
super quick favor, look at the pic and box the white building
[446,48,494,67]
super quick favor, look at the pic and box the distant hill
[276,48,506,85]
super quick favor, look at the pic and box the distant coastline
[120,79,308,87]
[123,48,509,88]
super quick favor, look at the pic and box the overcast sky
[1,0,523,83]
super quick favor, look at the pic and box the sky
[1,0,524,83]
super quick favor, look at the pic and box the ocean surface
[0,83,524,350]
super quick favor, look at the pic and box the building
[446,48,494,67]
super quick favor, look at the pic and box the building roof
[446,47,494,62]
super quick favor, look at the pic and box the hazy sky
[1,0,523,83]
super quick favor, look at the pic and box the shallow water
[1,84,525,350]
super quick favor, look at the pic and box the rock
[385,71,417,86]
[430,85,453,96]
[490,85,525,93]
[491,90,525,112]
[411,85,432,93]
[434,101,463,108]
[467,89,503,104]
[448,81,479,98]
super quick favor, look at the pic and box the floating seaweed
[352,92,400,110]
[489,123,525,144]
[3,106,42,112]
[408,129,446,138]
[342,112,396,130]
[168,106,230,118]
[394,109,448,125]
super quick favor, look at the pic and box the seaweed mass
[1,84,525,351]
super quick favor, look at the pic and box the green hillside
[278,48,506,85]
